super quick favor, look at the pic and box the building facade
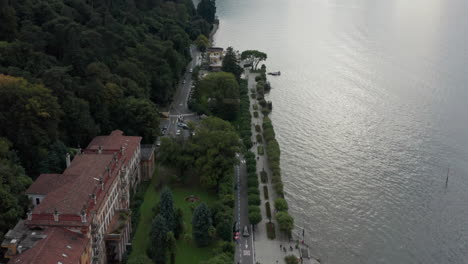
[1,130,144,264]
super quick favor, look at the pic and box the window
[36,198,40,205]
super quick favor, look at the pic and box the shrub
[257,146,264,155]
[276,211,294,236]
[255,75,262,82]
[265,201,272,219]
[266,222,276,239]
[261,108,270,116]
[248,194,261,206]
[253,104,258,110]
[253,111,259,118]
[274,198,288,211]
[250,93,256,99]
[263,185,269,200]
[256,134,263,142]
[255,124,261,132]
[260,170,268,183]
[285,255,299,264]
[274,182,284,197]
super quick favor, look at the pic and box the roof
[31,154,114,216]
[207,47,223,51]
[26,174,71,195]
[140,145,154,161]
[8,227,88,264]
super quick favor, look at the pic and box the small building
[207,47,224,71]
[140,144,155,181]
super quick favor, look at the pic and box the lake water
[213,0,468,263]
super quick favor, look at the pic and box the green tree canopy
[193,72,240,120]
[0,75,62,176]
[192,117,240,188]
[241,50,267,70]
[222,47,243,81]
[115,97,160,143]
[149,214,169,264]
[0,138,33,239]
[274,198,289,212]
[192,202,213,247]
[197,0,216,24]
[195,34,209,52]
[276,211,294,235]
[159,187,176,233]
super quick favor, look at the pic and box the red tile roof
[31,154,114,216]
[26,174,72,195]
[9,227,88,264]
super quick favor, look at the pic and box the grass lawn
[130,166,218,264]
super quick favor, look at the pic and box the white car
[176,130,181,136]
[189,69,193,73]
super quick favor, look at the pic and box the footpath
[246,69,319,264]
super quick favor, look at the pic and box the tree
[197,0,216,24]
[0,75,62,176]
[216,218,233,241]
[0,138,33,239]
[149,215,169,264]
[38,140,68,174]
[166,231,177,264]
[274,198,289,212]
[115,97,160,143]
[160,187,175,233]
[241,50,267,70]
[193,72,240,120]
[192,202,213,247]
[191,117,240,188]
[222,46,242,80]
[158,137,194,178]
[195,34,209,52]
[248,206,262,226]
[276,211,294,236]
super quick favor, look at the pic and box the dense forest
[0,0,214,240]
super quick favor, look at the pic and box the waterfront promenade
[246,70,319,264]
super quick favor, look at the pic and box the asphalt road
[235,154,255,264]
[165,45,201,138]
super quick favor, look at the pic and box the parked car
[176,130,181,136]
[233,221,240,232]
[189,68,193,73]
[243,225,250,237]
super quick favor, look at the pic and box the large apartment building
[1,130,152,264]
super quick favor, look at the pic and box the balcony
[105,209,131,241]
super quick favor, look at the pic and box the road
[165,45,201,138]
[235,154,255,264]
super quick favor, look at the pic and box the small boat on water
[268,71,281,76]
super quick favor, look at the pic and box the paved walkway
[246,70,318,264]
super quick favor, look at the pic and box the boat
[268,71,281,76]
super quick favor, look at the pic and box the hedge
[265,201,272,219]
[255,124,261,132]
[256,134,263,143]
[260,170,268,183]
[266,222,276,239]
[263,185,269,200]
[257,146,264,155]
[253,111,259,118]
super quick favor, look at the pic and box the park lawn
[172,186,218,264]
[129,171,159,257]
[130,167,219,264]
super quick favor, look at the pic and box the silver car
[243,225,250,237]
